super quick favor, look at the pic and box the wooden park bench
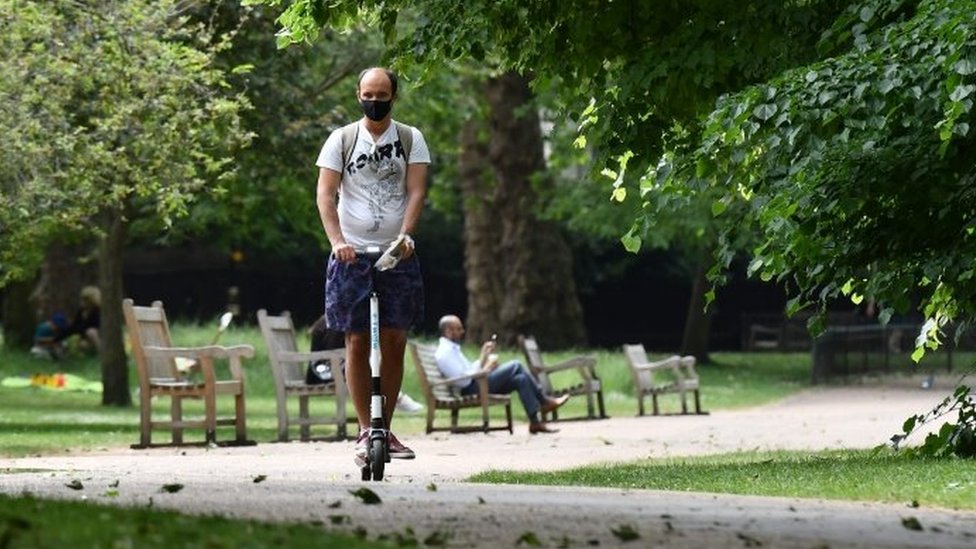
[123,298,253,448]
[408,341,513,434]
[622,343,703,416]
[257,309,350,441]
[518,335,607,421]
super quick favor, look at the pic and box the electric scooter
[360,235,409,482]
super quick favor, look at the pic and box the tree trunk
[35,242,97,320]
[680,251,713,363]
[98,209,132,406]
[458,115,504,343]
[2,279,36,350]
[465,71,585,349]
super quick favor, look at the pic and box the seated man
[434,314,568,434]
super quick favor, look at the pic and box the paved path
[2,376,975,547]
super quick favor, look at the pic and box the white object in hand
[374,234,408,271]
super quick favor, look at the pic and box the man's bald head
[438,315,462,336]
[357,67,398,97]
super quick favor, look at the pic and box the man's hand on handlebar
[333,242,356,263]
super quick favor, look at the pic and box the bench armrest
[429,369,488,388]
[143,345,255,360]
[632,355,682,372]
[276,349,344,363]
[144,344,254,381]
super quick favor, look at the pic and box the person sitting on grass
[30,286,101,360]
[434,314,568,434]
[55,285,101,354]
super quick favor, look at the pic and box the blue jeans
[461,360,545,420]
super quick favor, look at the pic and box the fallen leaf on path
[252,475,267,483]
[736,532,762,547]
[424,530,451,546]
[349,487,381,504]
[902,517,923,531]
[65,480,83,491]
[611,524,640,541]
[161,483,184,493]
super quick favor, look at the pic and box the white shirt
[316,119,431,251]
[434,336,481,389]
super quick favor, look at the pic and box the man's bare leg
[345,332,371,430]
[379,327,406,427]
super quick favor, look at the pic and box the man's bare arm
[317,167,355,262]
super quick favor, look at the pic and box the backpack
[339,120,414,170]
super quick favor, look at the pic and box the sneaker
[388,432,416,460]
[353,429,368,467]
[395,392,424,413]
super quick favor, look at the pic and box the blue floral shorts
[324,253,424,332]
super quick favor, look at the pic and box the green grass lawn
[470,449,976,511]
[2,324,973,546]
[0,322,813,456]
[0,493,385,548]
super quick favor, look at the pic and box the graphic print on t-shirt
[346,140,406,233]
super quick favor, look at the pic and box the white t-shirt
[316,119,431,251]
[435,336,480,389]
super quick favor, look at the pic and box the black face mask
[360,99,392,121]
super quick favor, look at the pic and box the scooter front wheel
[369,438,387,481]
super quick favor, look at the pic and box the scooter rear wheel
[369,438,386,481]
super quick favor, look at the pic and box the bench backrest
[622,343,656,388]
[122,299,180,385]
[257,309,305,386]
[518,335,554,391]
[410,341,457,401]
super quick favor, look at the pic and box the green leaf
[621,230,642,253]
[711,199,727,216]
[859,6,875,23]
[911,347,925,362]
[785,296,804,316]
[611,187,627,202]
[949,84,974,102]
[841,279,854,296]
[747,257,763,277]
[752,103,778,121]
[954,59,976,76]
